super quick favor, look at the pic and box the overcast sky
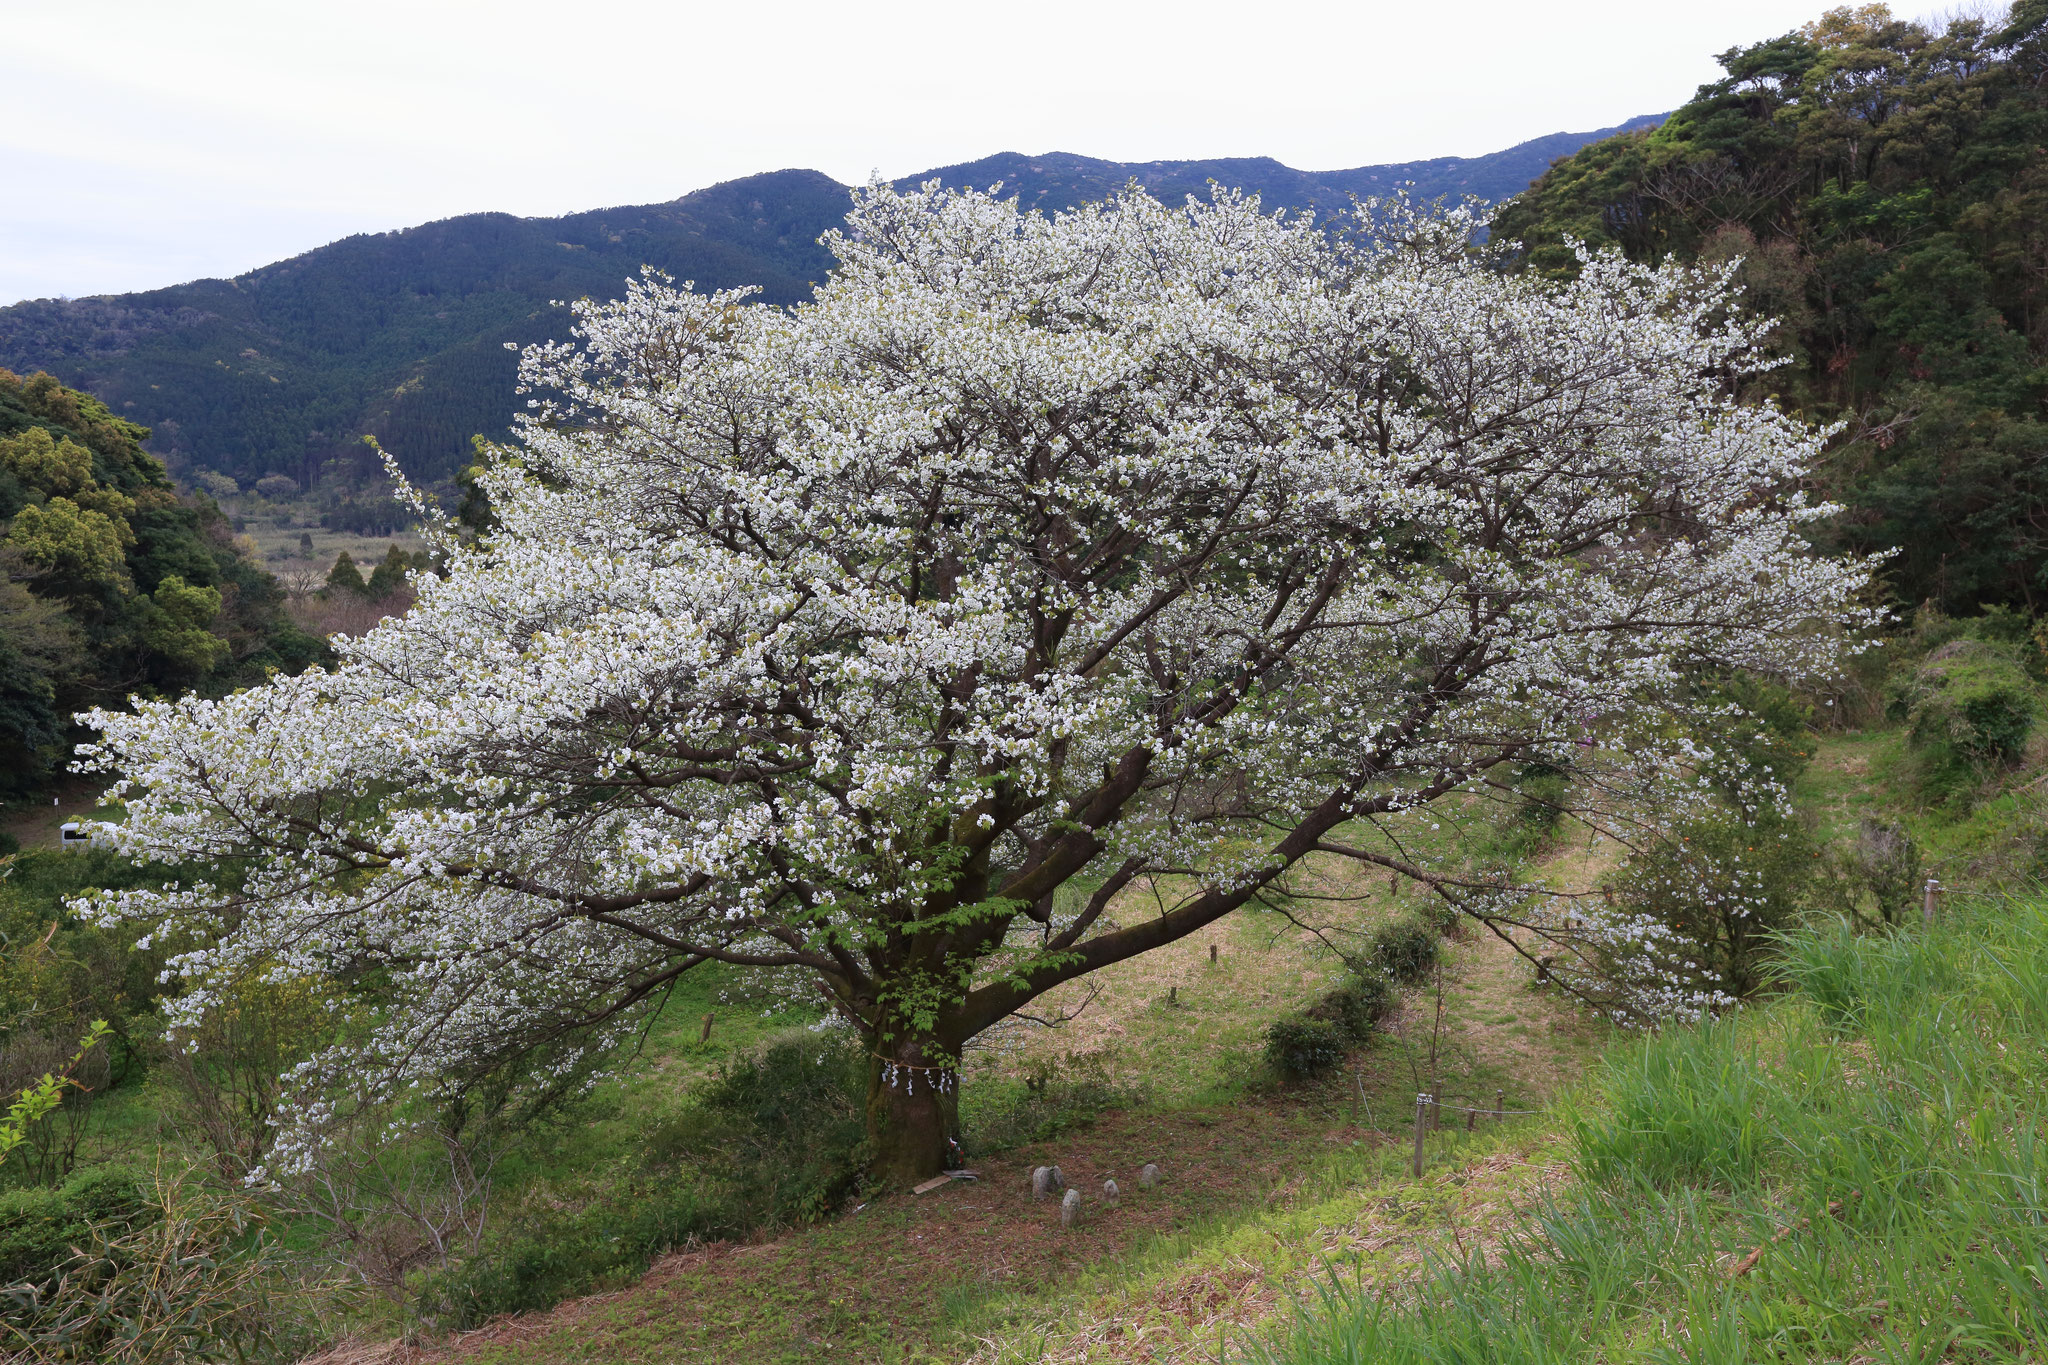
[3,0,1848,306]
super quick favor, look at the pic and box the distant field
[239,518,426,580]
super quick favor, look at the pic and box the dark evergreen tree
[0,370,328,796]
[1495,1,2048,613]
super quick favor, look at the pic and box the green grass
[1798,724,2047,887]
[1262,897,2048,1364]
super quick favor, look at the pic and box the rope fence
[1409,1091,1540,1175]
[1424,1099,1541,1115]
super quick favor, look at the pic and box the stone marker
[1138,1162,1161,1188]
[1030,1166,1054,1200]
[1103,1178,1120,1205]
[1049,1164,1066,1191]
[1060,1187,1082,1226]
[912,1174,951,1196]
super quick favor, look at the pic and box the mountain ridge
[0,116,1663,489]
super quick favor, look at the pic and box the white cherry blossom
[77,182,1873,1181]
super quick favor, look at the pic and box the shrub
[649,1031,868,1222]
[1263,1018,1348,1081]
[1503,761,1570,850]
[1,1165,313,1364]
[1603,806,1814,1003]
[1888,638,2037,800]
[0,848,179,1084]
[0,1165,148,1287]
[0,1023,110,1187]
[1269,970,1400,1088]
[153,972,341,1181]
[413,1029,870,1331]
[1814,819,1925,930]
[410,1181,732,1329]
[1365,914,1441,986]
[1305,973,1393,1042]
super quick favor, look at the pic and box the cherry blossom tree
[79,183,1871,1183]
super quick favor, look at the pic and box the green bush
[0,1165,148,1287]
[1364,914,1441,986]
[1263,1018,1348,1081]
[414,1030,869,1331]
[1601,805,1814,1001]
[1264,964,1398,1083]
[1304,973,1393,1042]
[1512,766,1569,831]
[0,848,182,1085]
[1888,638,2037,799]
[412,1181,732,1329]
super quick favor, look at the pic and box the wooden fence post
[1923,876,1940,928]
[700,1012,715,1043]
[1495,1087,1504,1121]
[1412,1094,1429,1177]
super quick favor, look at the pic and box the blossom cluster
[75,182,1873,1148]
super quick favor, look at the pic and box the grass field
[1263,893,2048,1364]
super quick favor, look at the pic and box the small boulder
[1030,1166,1055,1201]
[1060,1187,1082,1226]
[1103,1178,1120,1205]
[1138,1162,1161,1188]
[1049,1164,1066,1191]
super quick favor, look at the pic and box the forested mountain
[0,121,1659,495]
[908,118,1664,223]
[1496,2,2048,614]
[0,371,325,795]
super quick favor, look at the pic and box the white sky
[2,0,1844,306]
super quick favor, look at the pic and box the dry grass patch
[964,1138,1571,1365]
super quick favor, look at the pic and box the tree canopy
[80,184,1869,1183]
[1495,0,2048,614]
[0,369,327,794]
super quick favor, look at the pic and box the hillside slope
[0,119,1661,490]
[1494,5,2048,612]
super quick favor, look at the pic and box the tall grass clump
[1264,896,2048,1365]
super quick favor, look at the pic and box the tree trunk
[864,1031,954,1188]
